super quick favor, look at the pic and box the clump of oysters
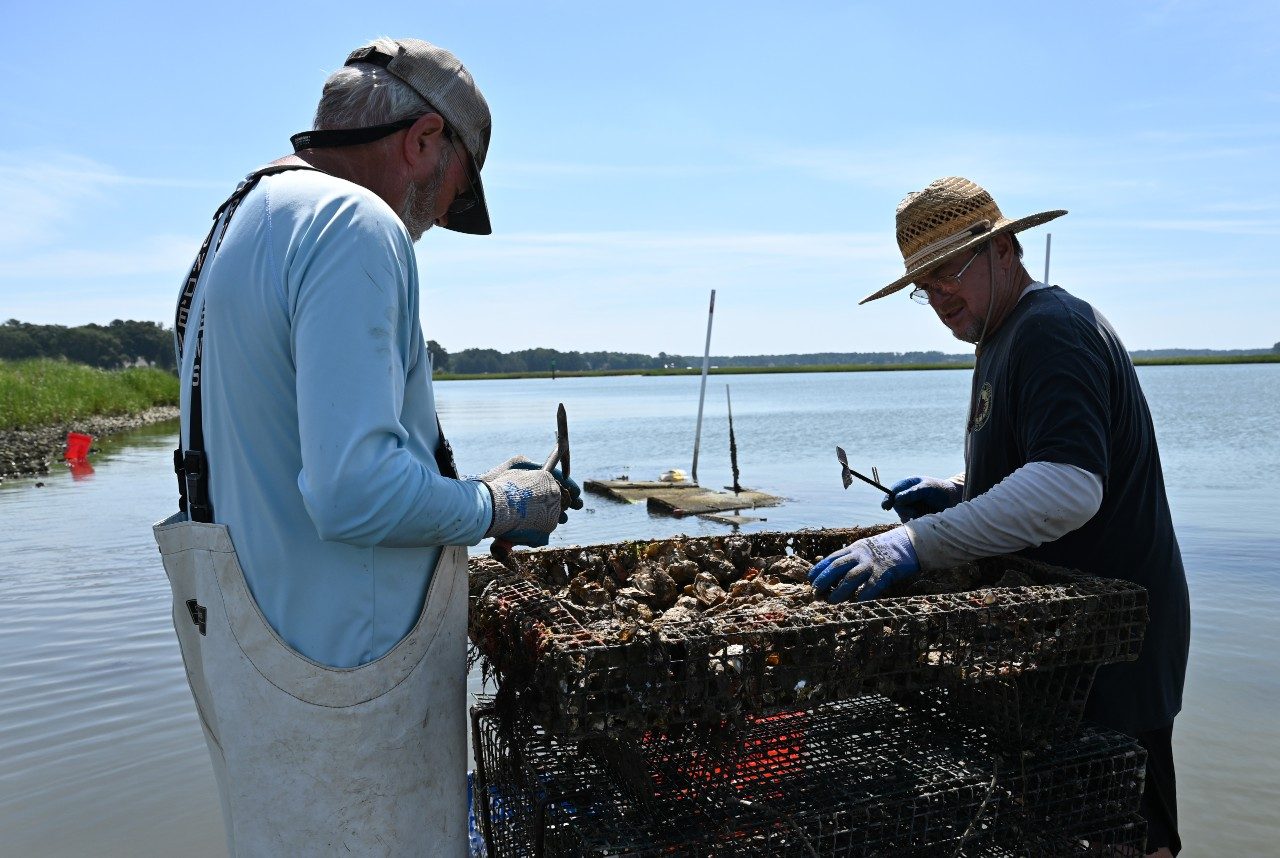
[561,536,816,630]
[536,535,1038,637]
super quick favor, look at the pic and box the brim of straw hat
[859,208,1067,305]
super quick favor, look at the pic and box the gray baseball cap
[346,38,493,235]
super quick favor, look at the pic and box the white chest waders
[157,163,469,857]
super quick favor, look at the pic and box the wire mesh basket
[978,815,1148,856]
[892,661,1101,748]
[469,528,1147,738]
[471,695,1146,857]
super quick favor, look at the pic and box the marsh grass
[0,359,179,430]
[1132,354,1280,367]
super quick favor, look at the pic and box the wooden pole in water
[691,289,716,484]
[726,385,741,495]
[1043,233,1052,284]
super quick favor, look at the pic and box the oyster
[693,571,728,607]
[704,555,737,586]
[614,595,654,624]
[724,536,752,568]
[629,563,679,607]
[768,554,813,583]
[995,569,1036,588]
[674,595,700,611]
[728,578,767,600]
[666,559,701,586]
[654,605,700,628]
[568,575,610,608]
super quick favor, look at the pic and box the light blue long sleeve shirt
[178,169,493,668]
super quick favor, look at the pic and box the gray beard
[952,320,983,344]
[400,149,451,242]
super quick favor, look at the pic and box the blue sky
[2,1,1277,355]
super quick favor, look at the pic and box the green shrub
[0,359,179,429]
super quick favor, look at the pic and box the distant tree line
[5,318,1274,374]
[432,345,972,374]
[437,347,676,374]
[0,319,177,370]
[1130,347,1276,358]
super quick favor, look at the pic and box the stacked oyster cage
[468,527,1150,856]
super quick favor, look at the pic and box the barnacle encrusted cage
[468,528,1147,740]
[470,695,1147,857]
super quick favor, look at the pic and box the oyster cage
[893,661,1100,748]
[981,816,1148,857]
[470,695,1147,857]
[469,528,1147,737]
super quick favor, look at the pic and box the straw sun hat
[860,177,1067,304]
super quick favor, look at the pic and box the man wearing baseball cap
[809,178,1189,855]
[155,38,577,855]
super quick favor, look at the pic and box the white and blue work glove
[503,459,583,513]
[476,457,583,548]
[808,528,920,603]
[882,476,963,522]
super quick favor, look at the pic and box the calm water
[1,365,1276,856]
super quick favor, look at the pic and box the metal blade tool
[491,404,576,565]
[835,445,896,505]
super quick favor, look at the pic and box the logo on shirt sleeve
[968,382,993,434]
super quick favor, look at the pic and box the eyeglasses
[443,129,480,217]
[909,247,984,304]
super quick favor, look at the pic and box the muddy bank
[0,406,179,482]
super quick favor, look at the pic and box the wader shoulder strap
[173,163,318,522]
[434,418,459,480]
[172,163,459,520]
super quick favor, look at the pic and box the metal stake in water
[726,385,742,495]
[1044,233,1052,284]
[690,289,715,485]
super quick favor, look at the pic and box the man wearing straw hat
[810,178,1189,855]
[156,38,577,856]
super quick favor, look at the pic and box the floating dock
[583,479,781,521]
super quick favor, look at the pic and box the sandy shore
[0,406,179,482]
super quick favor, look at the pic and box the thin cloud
[1084,217,1280,236]
[427,229,891,269]
[1199,200,1277,213]
[751,125,1277,201]
[0,234,197,280]
[494,160,744,178]
[1130,124,1280,145]
[0,152,227,191]
[0,151,223,250]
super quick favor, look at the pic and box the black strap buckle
[182,450,214,523]
[173,448,189,512]
[185,599,207,635]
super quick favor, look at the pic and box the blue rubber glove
[808,528,920,602]
[882,476,963,522]
[501,528,551,548]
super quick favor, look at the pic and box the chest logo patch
[969,382,993,434]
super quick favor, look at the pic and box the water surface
[1,365,1276,856]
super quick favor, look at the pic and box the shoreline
[3,355,1274,478]
[434,353,1279,382]
[0,406,179,483]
